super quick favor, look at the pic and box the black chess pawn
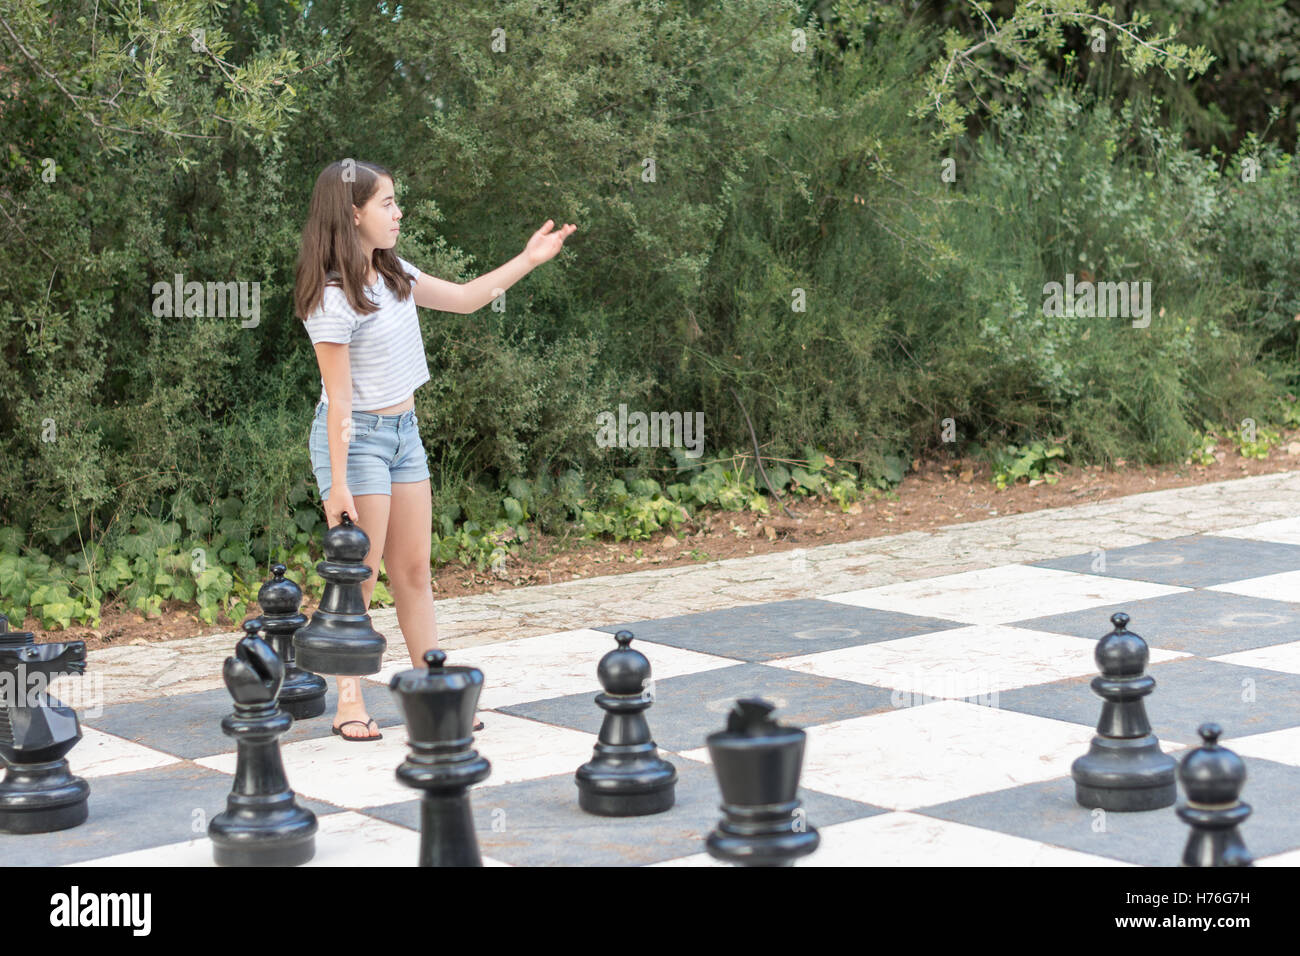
[293,511,387,675]
[390,649,491,866]
[705,698,820,866]
[208,622,317,866]
[574,630,676,816]
[257,564,327,719]
[1177,723,1253,867]
[1071,611,1177,811]
[0,615,89,833]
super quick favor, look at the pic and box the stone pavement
[67,470,1300,707]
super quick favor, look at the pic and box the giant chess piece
[705,698,820,867]
[208,622,317,866]
[293,511,386,675]
[257,564,327,719]
[1071,611,1177,811]
[1177,723,1253,867]
[390,649,491,866]
[0,615,89,833]
[575,629,676,816]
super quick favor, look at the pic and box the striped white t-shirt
[302,255,431,411]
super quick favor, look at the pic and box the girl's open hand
[524,219,577,266]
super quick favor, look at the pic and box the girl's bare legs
[384,478,439,665]
[332,481,442,738]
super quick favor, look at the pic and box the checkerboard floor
[8,522,1300,867]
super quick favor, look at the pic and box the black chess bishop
[208,622,317,866]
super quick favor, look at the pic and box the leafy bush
[3,1,1299,632]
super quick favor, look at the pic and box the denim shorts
[308,399,430,500]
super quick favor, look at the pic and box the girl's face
[352,175,402,252]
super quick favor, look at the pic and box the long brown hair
[293,159,413,320]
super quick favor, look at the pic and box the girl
[293,159,576,740]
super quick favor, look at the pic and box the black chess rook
[208,622,317,866]
[257,563,327,719]
[0,615,90,834]
[390,649,491,866]
[1071,611,1177,811]
[293,511,387,675]
[705,698,820,866]
[574,629,676,816]
[1177,723,1253,867]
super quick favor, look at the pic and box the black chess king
[390,649,492,866]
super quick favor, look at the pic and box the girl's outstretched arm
[410,219,576,314]
[409,268,472,314]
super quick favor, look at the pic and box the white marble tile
[366,636,555,686]
[648,853,728,867]
[770,624,1187,697]
[67,726,180,779]
[1228,726,1300,768]
[682,701,1101,810]
[820,565,1187,625]
[196,711,594,807]
[1212,517,1300,546]
[195,732,412,809]
[654,812,1131,867]
[1208,569,1300,604]
[67,835,214,867]
[1256,848,1300,866]
[1210,641,1300,676]
[304,811,419,866]
[800,812,1132,866]
[66,811,411,866]
[366,628,737,708]
[466,712,597,788]
[66,810,512,866]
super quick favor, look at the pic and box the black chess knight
[1071,612,1177,811]
[293,511,386,675]
[574,630,676,816]
[0,614,89,833]
[208,622,317,866]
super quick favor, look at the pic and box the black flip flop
[332,718,383,742]
[473,719,484,732]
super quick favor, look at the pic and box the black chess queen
[292,159,576,740]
